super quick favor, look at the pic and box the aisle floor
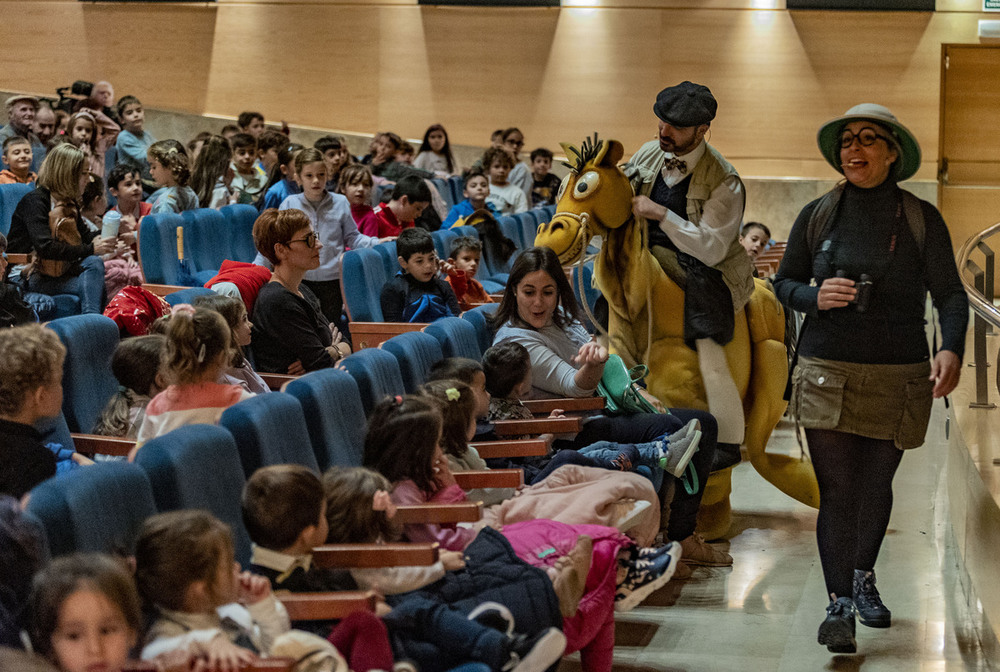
[561,399,994,672]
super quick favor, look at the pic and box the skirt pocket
[897,375,934,449]
[793,364,848,430]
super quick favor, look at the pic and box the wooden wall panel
[0,1,992,179]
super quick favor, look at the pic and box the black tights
[806,429,903,599]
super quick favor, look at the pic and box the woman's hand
[574,341,608,368]
[638,387,666,413]
[816,277,857,311]
[286,360,306,375]
[930,350,961,398]
[92,236,116,255]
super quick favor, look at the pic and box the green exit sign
[987,0,1000,11]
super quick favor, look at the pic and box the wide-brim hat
[817,103,921,182]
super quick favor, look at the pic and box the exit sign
[987,0,1000,11]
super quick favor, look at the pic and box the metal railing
[958,222,1000,409]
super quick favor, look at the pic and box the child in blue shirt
[147,140,198,214]
[260,143,303,211]
[444,169,500,228]
[380,228,460,323]
[114,96,157,193]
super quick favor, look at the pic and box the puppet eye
[573,171,600,199]
[556,174,570,202]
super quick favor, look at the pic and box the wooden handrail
[350,322,426,351]
[471,439,549,458]
[141,283,193,297]
[259,373,299,391]
[456,469,523,489]
[492,416,583,436]
[277,591,378,621]
[71,433,135,457]
[311,543,439,568]
[395,502,483,524]
[521,397,606,414]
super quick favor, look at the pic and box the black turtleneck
[773,180,968,365]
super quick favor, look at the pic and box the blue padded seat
[461,304,500,355]
[381,331,445,393]
[423,317,482,360]
[285,369,368,470]
[516,213,538,250]
[450,226,478,240]
[181,209,229,277]
[499,216,525,251]
[342,248,389,322]
[220,393,320,477]
[219,204,259,263]
[0,182,33,237]
[164,286,215,306]
[431,229,458,260]
[26,462,157,557]
[135,424,253,566]
[338,347,406,416]
[431,178,454,209]
[47,314,120,433]
[374,241,399,279]
[138,212,185,285]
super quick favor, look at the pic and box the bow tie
[664,157,687,174]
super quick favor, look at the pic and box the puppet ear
[599,139,625,167]
[560,142,580,171]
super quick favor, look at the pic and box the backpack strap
[805,182,845,256]
[900,190,925,256]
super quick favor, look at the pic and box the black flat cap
[654,81,717,127]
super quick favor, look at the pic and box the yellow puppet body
[535,134,818,539]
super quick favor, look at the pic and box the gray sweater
[493,319,596,398]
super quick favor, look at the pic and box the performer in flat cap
[623,81,754,469]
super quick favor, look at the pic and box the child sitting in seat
[107,163,151,223]
[380,228,460,323]
[443,237,492,311]
[529,148,561,209]
[230,133,267,206]
[739,221,771,263]
[135,510,304,667]
[482,148,527,216]
[443,170,500,229]
[0,324,89,499]
[133,307,253,450]
[372,176,431,238]
[64,110,119,178]
[189,134,235,209]
[315,135,351,193]
[146,140,198,214]
[93,334,166,438]
[341,163,377,236]
[257,130,288,178]
[259,143,302,212]
[193,293,269,394]
[0,137,36,184]
[114,96,156,193]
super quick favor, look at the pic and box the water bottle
[101,209,121,239]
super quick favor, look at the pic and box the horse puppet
[534,134,818,538]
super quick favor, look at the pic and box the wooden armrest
[395,502,483,524]
[259,373,299,391]
[489,293,504,301]
[141,283,192,297]
[492,416,583,436]
[350,322,427,350]
[125,659,297,671]
[277,591,377,621]
[455,469,524,489]
[311,543,439,568]
[5,253,30,265]
[470,439,549,458]
[521,397,606,414]
[71,433,135,456]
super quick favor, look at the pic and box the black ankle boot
[711,442,742,471]
[853,569,891,628]
[817,595,857,653]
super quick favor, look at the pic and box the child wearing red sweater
[443,237,492,311]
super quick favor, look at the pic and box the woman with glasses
[6,143,116,314]
[773,104,968,653]
[249,208,353,374]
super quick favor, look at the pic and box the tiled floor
[561,400,995,671]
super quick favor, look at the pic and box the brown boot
[551,535,593,617]
[671,559,693,580]
[679,533,732,567]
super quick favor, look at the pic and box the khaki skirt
[790,356,934,450]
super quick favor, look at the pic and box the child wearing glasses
[278,148,391,327]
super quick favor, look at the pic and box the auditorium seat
[284,368,368,470]
[423,317,482,360]
[460,304,499,355]
[0,182,33,237]
[219,204,259,263]
[338,347,406,415]
[380,331,444,393]
[220,393,320,477]
[47,314,120,433]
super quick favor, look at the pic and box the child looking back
[739,221,771,263]
[0,137,36,184]
[380,227,459,323]
[341,163,377,236]
[259,142,302,212]
[134,306,253,449]
[482,147,527,215]
[147,140,198,213]
[114,96,156,192]
[529,148,561,209]
[189,134,234,209]
[443,170,500,229]
[443,237,492,311]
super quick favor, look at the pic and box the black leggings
[806,429,904,599]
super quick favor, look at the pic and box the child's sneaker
[658,426,701,478]
[614,541,681,611]
[467,601,515,637]
[501,627,567,672]
[817,595,857,653]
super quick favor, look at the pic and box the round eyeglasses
[839,127,891,149]
[285,232,318,248]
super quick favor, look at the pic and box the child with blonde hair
[134,307,253,449]
[147,140,198,213]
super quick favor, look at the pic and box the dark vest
[646,172,692,250]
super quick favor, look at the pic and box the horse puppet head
[534,133,635,265]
